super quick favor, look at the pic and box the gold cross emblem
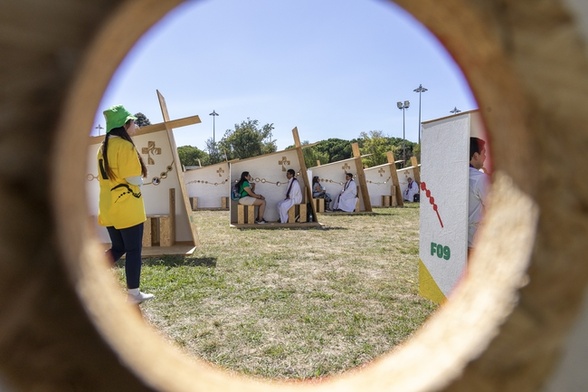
[278,156,291,171]
[141,141,161,165]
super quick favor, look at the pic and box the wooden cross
[387,151,404,208]
[351,143,372,212]
[152,90,202,247]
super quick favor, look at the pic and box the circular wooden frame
[1,0,588,390]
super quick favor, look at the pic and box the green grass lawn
[113,204,438,380]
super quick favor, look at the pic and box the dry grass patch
[120,205,437,379]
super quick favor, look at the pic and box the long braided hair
[101,122,147,180]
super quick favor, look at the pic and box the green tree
[134,112,151,127]
[218,118,277,160]
[412,143,421,163]
[312,138,353,164]
[397,138,417,167]
[359,131,390,167]
[205,138,225,164]
[298,141,329,169]
[177,145,210,168]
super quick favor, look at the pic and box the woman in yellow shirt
[97,105,153,304]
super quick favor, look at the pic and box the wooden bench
[142,214,173,247]
[288,203,307,223]
[220,196,229,209]
[313,198,325,213]
[189,197,198,210]
[286,187,308,223]
[237,204,256,224]
[381,194,398,207]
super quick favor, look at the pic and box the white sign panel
[419,113,471,302]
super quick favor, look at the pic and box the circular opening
[85,1,479,378]
[53,0,535,390]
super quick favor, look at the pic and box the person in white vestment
[330,172,358,212]
[468,137,490,253]
[277,169,302,223]
[403,177,420,202]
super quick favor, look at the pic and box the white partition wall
[418,110,484,303]
[184,162,230,209]
[364,163,395,207]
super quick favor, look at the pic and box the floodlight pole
[209,110,219,143]
[397,100,410,165]
[413,84,428,145]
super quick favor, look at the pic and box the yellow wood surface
[387,151,404,208]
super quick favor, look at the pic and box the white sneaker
[128,291,154,304]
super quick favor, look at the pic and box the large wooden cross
[149,90,201,247]
[387,151,404,208]
[351,143,373,212]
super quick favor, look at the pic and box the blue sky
[92,0,477,150]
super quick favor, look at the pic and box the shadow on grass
[142,255,217,268]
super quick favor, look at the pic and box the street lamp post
[413,84,428,145]
[95,124,104,135]
[450,107,461,114]
[397,100,410,164]
[209,110,219,143]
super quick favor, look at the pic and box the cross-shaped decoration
[342,163,351,171]
[141,141,162,165]
[378,167,385,177]
[278,156,291,171]
[216,167,225,177]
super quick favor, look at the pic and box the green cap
[103,105,137,133]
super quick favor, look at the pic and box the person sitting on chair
[312,176,332,204]
[277,169,303,223]
[404,177,420,202]
[330,172,358,212]
[236,171,267,224]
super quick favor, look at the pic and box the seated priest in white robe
[403,177,420,202]
[277,169,303,223]
[331,172,358,212]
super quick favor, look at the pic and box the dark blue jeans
[106,223,144,289]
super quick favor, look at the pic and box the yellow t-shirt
[97,137,146,229]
